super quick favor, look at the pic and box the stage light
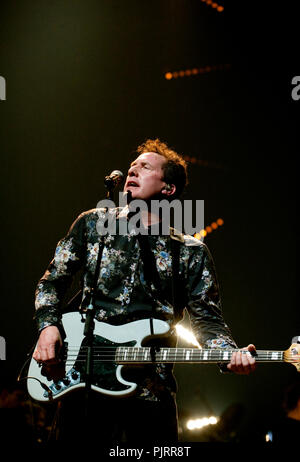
[187,416,219,431]
[265,431,273,442]
[194,219,224,241]
[164,63,230,80]
[200,0,224,13]
[175,325,201,348]
[208,416,218,424]
[182,156,225,169]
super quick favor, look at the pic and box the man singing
[32,138,256,444]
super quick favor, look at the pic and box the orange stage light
[194,219,223,241]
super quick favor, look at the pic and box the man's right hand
[33,325,63,364]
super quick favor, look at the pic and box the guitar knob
[54,383,62,390]
[71,371,79,381]
[62,378,70,386]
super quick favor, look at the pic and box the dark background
[0,0,299,444]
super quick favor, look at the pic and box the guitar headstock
[284,343,300,372]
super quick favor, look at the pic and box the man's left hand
[227,344,257,375]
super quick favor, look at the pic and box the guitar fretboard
[115,347,284,364]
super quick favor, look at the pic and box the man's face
[124,152,168,200]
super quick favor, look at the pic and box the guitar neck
[116,347,285,364]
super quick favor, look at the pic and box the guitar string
[63,346,295,351]
[61,356,293,361]
[47,356,298,366]
[58,358,297,365]
[62,352,290,358]
[61,354,288,360]
[43,347,298,362]
[54,354,299,363]
[60,349,294,356]
[62,348,287,353]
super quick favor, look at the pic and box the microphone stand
[82,178,120,432]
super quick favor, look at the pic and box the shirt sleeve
[186,242,237,351]
[34,212,86,332]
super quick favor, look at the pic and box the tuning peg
[292,336,300,344]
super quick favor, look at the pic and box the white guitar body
[27,313,170,402]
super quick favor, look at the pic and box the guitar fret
[261,351,283,362]
[223,351,229,361]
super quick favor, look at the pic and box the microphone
[104,170,124,189]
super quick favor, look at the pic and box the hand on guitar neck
[227,344,257,375]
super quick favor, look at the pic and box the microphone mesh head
[104,170,124,188]
[111,170,124,179]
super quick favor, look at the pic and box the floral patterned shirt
[34,208,237,401]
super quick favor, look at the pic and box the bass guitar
[27,312,300,402]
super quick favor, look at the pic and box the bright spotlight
[175,325,201,348]
[186,416,219,431]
